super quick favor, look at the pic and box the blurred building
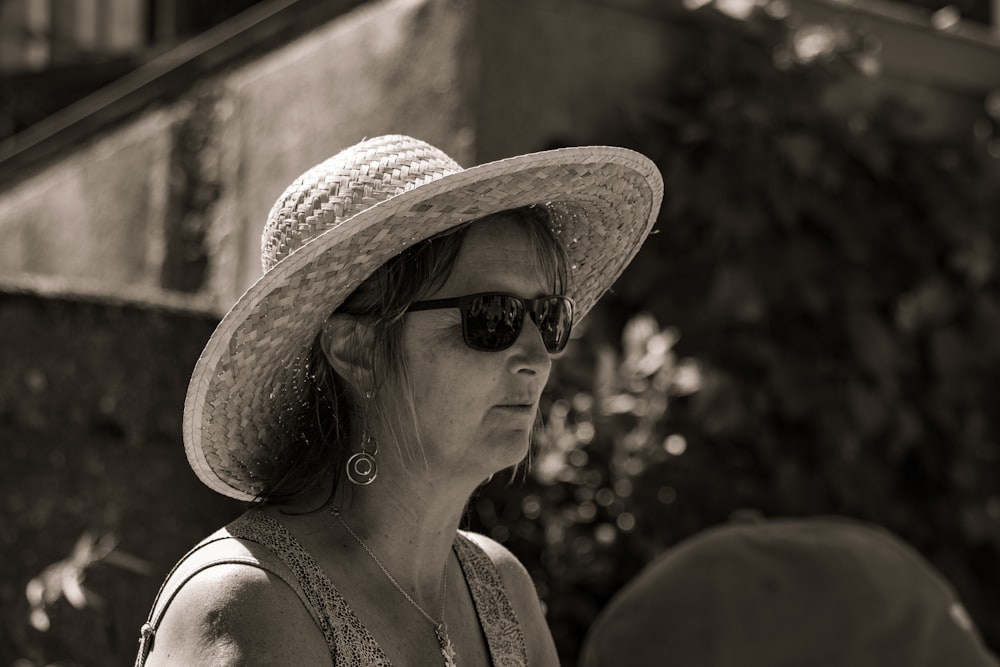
[0,0,998,308]
[0,0,996,146]
[0,0,263,142]
[0,0,994,131]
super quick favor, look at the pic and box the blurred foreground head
[581,516,998,667]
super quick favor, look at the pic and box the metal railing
[0,0,365,186]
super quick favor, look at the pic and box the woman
[135,134,662,666]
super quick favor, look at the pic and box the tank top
[134,510,528,666]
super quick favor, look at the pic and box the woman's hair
[258,204,570,505]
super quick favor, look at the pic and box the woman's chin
[485,433,532,473]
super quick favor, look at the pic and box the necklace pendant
[435,622,458,667]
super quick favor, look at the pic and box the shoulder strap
[133,515,322,667]
[225,510,391,667]
[454,531,529,667]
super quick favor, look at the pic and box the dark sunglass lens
[466,294,524,350]
[532,297,573,353]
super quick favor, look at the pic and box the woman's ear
[320,314,374,393]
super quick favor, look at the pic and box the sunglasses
[407,292,575,353]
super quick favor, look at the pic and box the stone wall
[472,0,680,162]
[0,112,175,290]
[0,287,236,666]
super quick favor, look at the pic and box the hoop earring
[347,431,378,485]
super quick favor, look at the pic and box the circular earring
[346,432,378,485]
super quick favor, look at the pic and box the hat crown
[261,135,464,271]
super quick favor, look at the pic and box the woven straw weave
[185,135,663,500]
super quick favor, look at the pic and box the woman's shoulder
[144,558,331,666]
[141,517,333,666]
[457,531,560,666]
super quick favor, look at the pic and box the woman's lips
[493,403,535,414]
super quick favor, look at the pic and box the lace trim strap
[454,532,529,667]
[227,510,392,666]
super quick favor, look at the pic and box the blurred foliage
[25,532,151,637]
[471,2,1000,664]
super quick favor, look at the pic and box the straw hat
[184,134,663,500]
[581,517,999,667]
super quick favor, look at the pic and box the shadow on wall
[0,288,243,666]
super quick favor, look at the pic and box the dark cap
[581,516,998,667]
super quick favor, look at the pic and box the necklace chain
[331,507,457,666]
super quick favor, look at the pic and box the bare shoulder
[461,532,560,667]
[144,562,332,666]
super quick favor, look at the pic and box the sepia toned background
[1,0,999,664]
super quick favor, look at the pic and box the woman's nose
[508,317,552,376]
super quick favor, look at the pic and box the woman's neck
[270,446,491,609]
[345,480,462,556]
[327,466,478,607]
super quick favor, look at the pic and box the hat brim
[185,145,663,500]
